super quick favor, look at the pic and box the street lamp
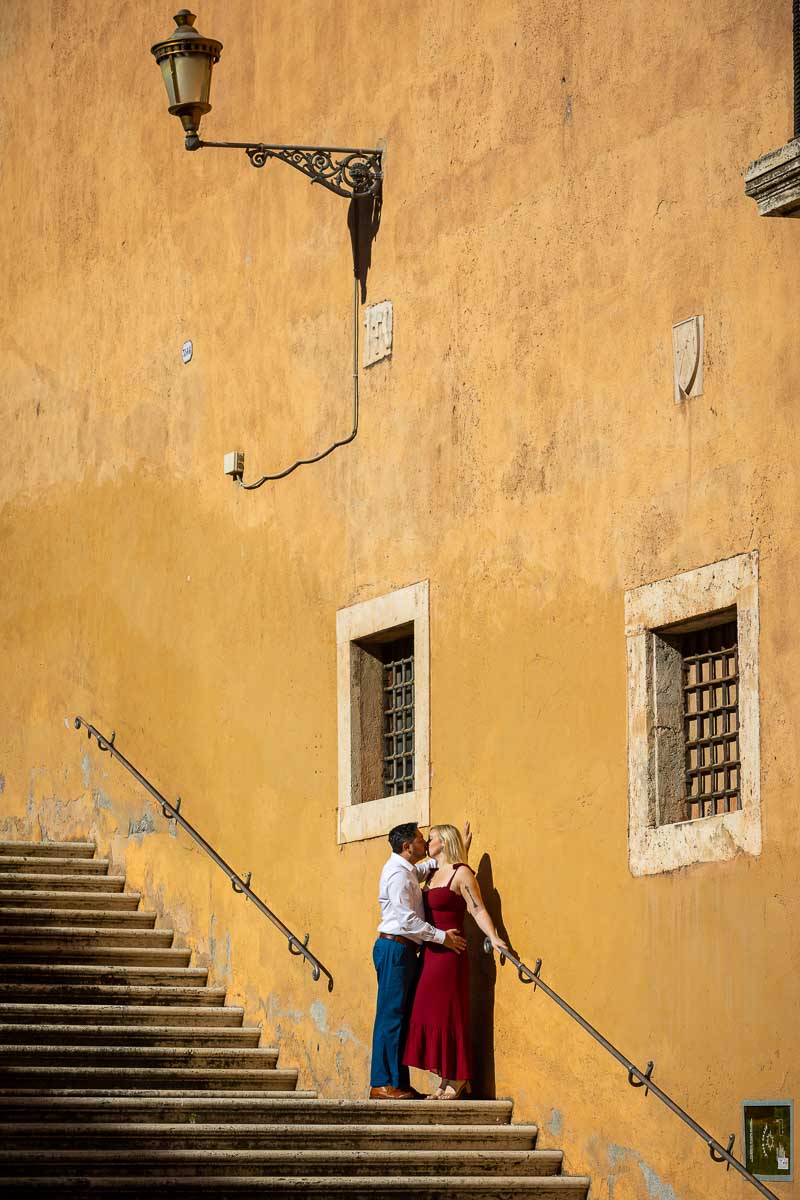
[151,10,383,200]
[151,9,382,489]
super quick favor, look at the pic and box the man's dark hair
[388,822,418,854]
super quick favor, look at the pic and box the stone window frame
[625,552,761,877]
[337,581,430,844]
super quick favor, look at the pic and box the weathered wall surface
[2,2,799,1197]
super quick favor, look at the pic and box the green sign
[742,1100,793,1182]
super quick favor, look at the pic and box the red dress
[402,865,472,1081]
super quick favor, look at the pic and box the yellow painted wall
[2,2,799,1197]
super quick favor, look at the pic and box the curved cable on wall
[236,274,360,489]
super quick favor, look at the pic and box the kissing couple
[368,820,507,1101]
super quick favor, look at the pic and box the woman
[402,824,507,1099]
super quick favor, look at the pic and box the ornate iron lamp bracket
[193,138,382,200]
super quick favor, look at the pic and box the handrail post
[75,716,333,991]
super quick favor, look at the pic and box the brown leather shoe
[368,1085,420,1100]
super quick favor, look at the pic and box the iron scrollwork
[198,139,382,199]
[244,145,381,198]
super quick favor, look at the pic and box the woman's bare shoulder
[453,864,475,884]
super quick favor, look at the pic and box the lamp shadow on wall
[348,192,382,303]
[466,853,513,1099]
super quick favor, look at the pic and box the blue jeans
[369,937,420,1089]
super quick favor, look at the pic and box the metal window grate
[383,641,414,796]
[682,619,740,820]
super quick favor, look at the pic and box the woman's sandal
[439,1080,471,1100]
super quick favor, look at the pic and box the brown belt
[378,932,418,950]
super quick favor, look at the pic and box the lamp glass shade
[159,51,213,112]
[151,10,222,135]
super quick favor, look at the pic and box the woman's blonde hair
[430,824,467,865]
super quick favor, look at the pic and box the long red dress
[402,864,472,1081]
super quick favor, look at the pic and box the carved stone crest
[672,315,704,403]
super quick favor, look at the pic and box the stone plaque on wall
[364,301,393,367]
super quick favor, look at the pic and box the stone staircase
[0,838,590,1197]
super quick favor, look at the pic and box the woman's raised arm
[453,866,508,952]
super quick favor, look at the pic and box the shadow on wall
[466,853,513,1099]
[348,191,382,303]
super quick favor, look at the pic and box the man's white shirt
[377,853,446,945]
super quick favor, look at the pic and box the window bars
[682,619,740,820]
[382,638,415,796]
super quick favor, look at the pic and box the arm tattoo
[464,883,480,911]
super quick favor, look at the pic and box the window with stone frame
[336,582,430,844]
[625,552,760,877]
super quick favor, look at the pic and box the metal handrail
[75,717,333,991]
[483,941,779,1200]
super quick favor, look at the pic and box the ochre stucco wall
[2,3,799,1197]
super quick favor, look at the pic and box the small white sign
[778,1157,789,1171]
[181,339,193,365]
[364,301,393,367]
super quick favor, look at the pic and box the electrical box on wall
[223,451,244,478]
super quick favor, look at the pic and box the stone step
[0,945,191,967]
[0,1175,590,1197]
[0,964,206,987]
[0,926,172,948]
[0,874,126,893]
[0,1065,298,1091]
[0,1121,536,1151]
[0,858,110,876]
[0,1090,316,1101]
[0,1045,278,1068]
[0,890,142,910]
[0,983,224,1006]
[0,1024,261,1048]
[0,1148,564,1179]
[0,843,96,860]
[0,907,156,928]
[0,1097,515,1127]
[0,1004,244,1027]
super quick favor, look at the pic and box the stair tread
[0,1091,316,1101]
[0,965,205,977]
[0,1108,519,1127]
[0,891,141,904]
[0,1043,275,1057]
[0,1023,257,1039]
[0,926,168,938]
[0,1149,556,1161]
[0,1098,512,1112]
[0,983,221,995]
[0,843,96,856]
[0,1176,590,1192]
[0,1003,239,1022]
[0,874,126,889]
[0,908,156,925]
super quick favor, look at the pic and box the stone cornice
[745,137,800,216]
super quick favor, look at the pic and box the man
[368,821,467,1100]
